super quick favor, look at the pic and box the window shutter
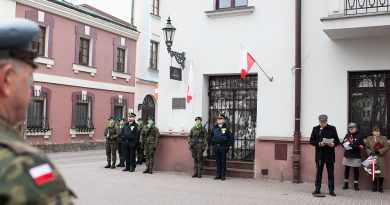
[71,92,80,128]
[75,25,84,64]
[44,14,55,58]
[89,28,97,67]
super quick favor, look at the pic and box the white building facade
[154,0,390,189]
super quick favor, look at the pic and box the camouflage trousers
[117,142,124,161]
[137,143,145,162]
[144,143,156,171]
[106,142,118,163]
[191,148,204,173]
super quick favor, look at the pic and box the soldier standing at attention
[0,19,74,204]
[104,117,118,169]
[116,118,126,167]
[188,117,208,178]
[210,114,233,180]
[122,113,139,172]
[141,116,160,174]
[136,117,145,165]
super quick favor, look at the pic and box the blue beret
[0,19,39,68]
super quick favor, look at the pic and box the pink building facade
[15,0,139,149]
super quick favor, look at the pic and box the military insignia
[130,126,134,130]
[29,164,56,186]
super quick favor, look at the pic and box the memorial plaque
[172,98,186,109]
[170,66,182,81]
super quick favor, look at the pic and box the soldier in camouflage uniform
[116,118,125,167]
[0,19,74,204]
[136,117,145,164]
[188,117,208,178]
[140,116,160,174]
[104,117,118,169]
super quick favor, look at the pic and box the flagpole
[254,61,273,82]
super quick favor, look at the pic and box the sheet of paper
[343,141,352,150]
[322,138,334,144]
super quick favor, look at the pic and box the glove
[370,151,377,156]
[153,147,157,151]
[375,150,380,155]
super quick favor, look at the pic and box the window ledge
[35,57,55,68]
[112,71,131,82]
[148,67,159,71]
[70,129,95,138]
[205,6,255,19]
[150,13,161,20]
[72,64,97,76]
[26,130,52,139]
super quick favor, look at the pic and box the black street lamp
[162,17,186,69]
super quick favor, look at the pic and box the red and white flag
[29,164,56,186]
[187,62,194,103]
[239,48,256,79]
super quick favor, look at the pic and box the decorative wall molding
[205,6,255,19]
[112,71,131,82]
[70,129,94,138]
[72,64,97,76]
[35,56,55,68]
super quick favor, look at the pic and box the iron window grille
[349,71,390,137]
[72,92,94,132]
[79,37,90,66]
[116,47,126,73]
[111,96,128,121]
[149,41,159,70]
[345,0,390,15]
[27,88,50,133]
[216,0,248,10]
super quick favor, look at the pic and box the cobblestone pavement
[48,150,390,205]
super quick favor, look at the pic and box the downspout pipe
[292,0,302,184]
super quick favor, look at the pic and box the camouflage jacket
[140,125,160,148]
[188,126,208,150]
[0,118,74,205]
[104,124,118,144]
[138,124,144,144]
[117,124,125,143]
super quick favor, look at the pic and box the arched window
[111,95,128,121]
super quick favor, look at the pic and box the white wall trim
[70,129,94,138]
[33,73,135,93]
[35,56,54,68]
[38,10,44,22]
[72,64,97,76]
[112,71,131,82]
[26,130,52,139]
[205,6,255,19]
[16,0,139,40]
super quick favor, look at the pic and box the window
[349,71,390,137]
[150,41,159,70]
[152,0,160,16]
[116,47,126,73]
[27,87,50,133]
[79,37,90,66]
[111,96,128,120]
[32,26,46,57]
[72,92,94,132]
[216,0,248,9]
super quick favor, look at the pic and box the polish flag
[239,49,256,80]
[186,63,194,103]
[29,164,56,186]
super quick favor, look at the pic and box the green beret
[195,117,202,121]
[108,117,115,120]
[137,117,144,121]
[148,116,155,121]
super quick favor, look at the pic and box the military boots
[110,161,116,169]
[104,161,111,168]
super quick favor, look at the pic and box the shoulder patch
[29,163,56,186]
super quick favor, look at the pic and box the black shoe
[110,165,116,169]
[342,182,348,190]
[129,168,135,172]
[329,191,336,197]
[122,167,130,171]
[192,173,197,178]
[354,183,359,191]
[104,164,111,168]
[197,173,202,178]
[312,190,321,195]
[214,176,221,180]
[143,169,149,174]
[221,176,226,180]
[148,171,153,174]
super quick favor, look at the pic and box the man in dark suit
[310,114,340,197]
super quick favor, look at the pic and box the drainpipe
[292,0,302,184]
[131,0,135,26]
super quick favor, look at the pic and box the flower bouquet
[362,156,381,181]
